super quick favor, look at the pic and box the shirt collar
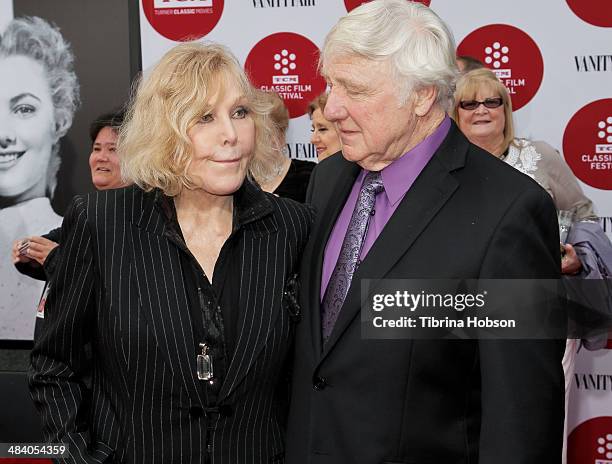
[154,178,273,232]
[379,115,451,206]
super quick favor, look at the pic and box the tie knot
[363,171,384,195]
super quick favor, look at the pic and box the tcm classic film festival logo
[245,32,326,118]
[568,417,612,464]
[142,0,224,41]
[344,0,430,12]
[566,0,612,28]
[457,25,544,111]
[563,99,612,190]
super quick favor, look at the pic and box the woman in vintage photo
[0,16,79,339]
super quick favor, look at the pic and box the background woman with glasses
[452,68,607,277]
[453,67,612,463]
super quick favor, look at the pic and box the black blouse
[155,182,265,403]
[273,159,316,203]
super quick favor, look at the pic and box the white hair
[320,0,458,111]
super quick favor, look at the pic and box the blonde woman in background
[453,68,611,312]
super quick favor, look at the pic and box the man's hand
[12,236,59,267]
[561,243,582,275]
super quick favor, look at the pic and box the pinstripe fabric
[28,183,313,464]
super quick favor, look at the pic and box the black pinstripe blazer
[28,182,313,464]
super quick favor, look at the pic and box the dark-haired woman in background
[12,109,126,283]
[88,109,128,191]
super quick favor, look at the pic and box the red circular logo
[568,416,612,463]
[563,99,612,190]
[457,24,543,111]
[142,0,224,42]
[567,0,612,27]
[345,0,430,12]
[245,33,327,119]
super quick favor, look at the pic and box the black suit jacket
[29,183,313,464]
[286,123,565,464]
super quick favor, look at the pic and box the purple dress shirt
[320,115,451,301]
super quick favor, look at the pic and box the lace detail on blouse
[505,139,542,180]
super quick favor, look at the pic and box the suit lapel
[128,189,205,406]
[217,190,278,402]
[321,124,468,356]
[307,157,361,356]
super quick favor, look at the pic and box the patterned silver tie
[322,171,384,342]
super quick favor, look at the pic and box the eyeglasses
[459,97,503,111]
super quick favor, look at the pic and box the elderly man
[286,1,565,463]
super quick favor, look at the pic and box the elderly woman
[453,67,612,462]
[29,42,312,463]
[0,16,79,339]
[307,93,341,161]
[257,91,315,202]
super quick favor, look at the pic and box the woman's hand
[561,243,582,275]
[12,239,32,264]
[12,236,59,266]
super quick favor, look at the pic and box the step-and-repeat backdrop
[139,1,611,459]
[0,0,608,458]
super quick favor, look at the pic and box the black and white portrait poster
[0,0,136,340]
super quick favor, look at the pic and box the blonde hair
[452,68,515,153]
[264,91,289,136]
[250,90,289,181]
[119,42,280,196]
